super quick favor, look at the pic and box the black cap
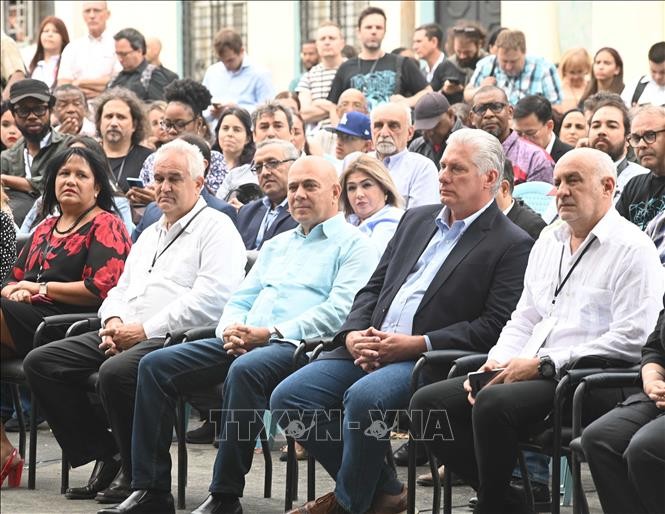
[9,79,52,105]
[413,92,451,130]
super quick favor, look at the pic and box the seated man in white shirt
[23,139,247,506]
[411,148,664,514]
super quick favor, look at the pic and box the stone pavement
[1,422,604,514]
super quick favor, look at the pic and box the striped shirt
[296,62,341,101]
[470,54,563,105]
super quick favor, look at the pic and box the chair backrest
[513,181,556,216]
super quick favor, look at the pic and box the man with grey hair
[24,138,247,508]
[108,156,378,514]
[345,102,439,208]
[413,147,663,514]
[278,128,534,514]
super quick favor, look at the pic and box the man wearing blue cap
[325,111,373,160]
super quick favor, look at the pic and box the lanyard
[149,206,207,272]
[552,235,597,306]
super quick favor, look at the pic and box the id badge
[519,317,557,358]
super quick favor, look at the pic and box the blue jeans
[271,358,414,514]
[131,338,304,494]
[0,384,30,421]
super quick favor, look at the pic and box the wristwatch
[538,356,556,379]
[38,282,48,296]
[270,326,283,340]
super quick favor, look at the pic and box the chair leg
[307,453,315,501]
[551,453,561,514]
[176,397,187,510]
[428,451,440,514]
[10,384,26,459]
[60,453,69,494]
[406,433,417,514]
[571,453,589,514]
[260,433,272,498]
[284,437,298,511]
[517,450,536,514]
[442,467,452,514]
[28,394,38,489]
[561,456,572,507]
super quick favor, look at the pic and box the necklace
[53,204,97,235]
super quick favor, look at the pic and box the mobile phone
[468,369,504,397]
[126,178,144,188]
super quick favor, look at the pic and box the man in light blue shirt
[111,156,378,514]
[203,28,274,126]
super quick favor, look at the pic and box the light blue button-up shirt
[216,213,378,343]
[380,200,494,350]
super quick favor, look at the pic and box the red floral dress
[1,211,132,356]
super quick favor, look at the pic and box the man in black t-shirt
[327,6,430,111]
[617,105,665,230]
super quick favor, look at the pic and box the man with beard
[471,86,554,184]
[0,79,72,225]
[345,102,439,208]
[95,88,154,193]
[409,92,464,167]
[586,94,649,200]
[617,105,665,230]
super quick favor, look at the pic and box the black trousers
[581,392,665,514]
[410,375,557,514]
[23,330,165,476]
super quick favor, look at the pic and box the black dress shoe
[97,489,175,514]
[65,457,121,500]
[191,494,243,514]
[510,479,551,504]
[186,420,216,444]
[392,441,428,467]
[96,469,132,504]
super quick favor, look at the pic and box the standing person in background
[622,42,665,108]
[28,16,70,91]
[144,37,179,85]
[57,1,120,100]
[1,30,26,100]
[557,48,592,112]
[412,23,445,82]
[578,47,625,107]
[289,40,319,91]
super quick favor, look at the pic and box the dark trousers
[23,331,165,476]
[131,338,304,494]
[581,392,665,514]
[410,376,557,514]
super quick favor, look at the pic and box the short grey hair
[153,139,205,179]
[370,103,413,127]
[255,139,300,161]
[446,128,503,193]
[629,104,665,122]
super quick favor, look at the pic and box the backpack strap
[631,75,648,106]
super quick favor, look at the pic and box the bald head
[554,148,616,236]
[337,88,368,116]
[146,37,162,65]
[287,156,341,233]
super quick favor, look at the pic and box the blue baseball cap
[325,111,371,140]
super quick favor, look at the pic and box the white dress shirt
[488,207,664,371]
[99,197,247,337]
[58,30,120,81]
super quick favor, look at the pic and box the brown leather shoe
[367,485,408,514]
[286,492,348,514]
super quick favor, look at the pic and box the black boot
[65,456,121,500]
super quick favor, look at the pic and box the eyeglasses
[627,129,665,147]
[13,104,49,118]
[160,118,197,131]
[251,158,295,175]
[471,102,507,115]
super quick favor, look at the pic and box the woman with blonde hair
[557,48,592,112]
[340,155,404,254]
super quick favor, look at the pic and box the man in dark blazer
[237,139,299,250]
[497,159,548,240]
[272,128,534,514]
[513,94,573,163]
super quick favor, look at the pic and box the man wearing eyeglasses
[107,28,177,102]
[471,86,554,184]
[617,105,665,230]
[236,140,299,250]
[0,79,73,225]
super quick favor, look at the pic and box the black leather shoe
[510,479,551,504]
[392,441,428,467]
[65,457,121,500]
[97,489,175,514]
[96,469,132,504]
[192,494,243,514]
[186,420,216,444]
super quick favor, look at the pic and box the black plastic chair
[0,312,98,490]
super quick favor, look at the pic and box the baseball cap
[413,92,450,131]
[9,79,53,105]
[325,111,371,140]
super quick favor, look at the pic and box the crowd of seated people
[1,3,664,514]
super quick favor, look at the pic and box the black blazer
[237,198,298,250]
[507,198,547,240]
[327,202,534,358]
[550,136,574,163]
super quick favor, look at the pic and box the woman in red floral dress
[0,145,131,486]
